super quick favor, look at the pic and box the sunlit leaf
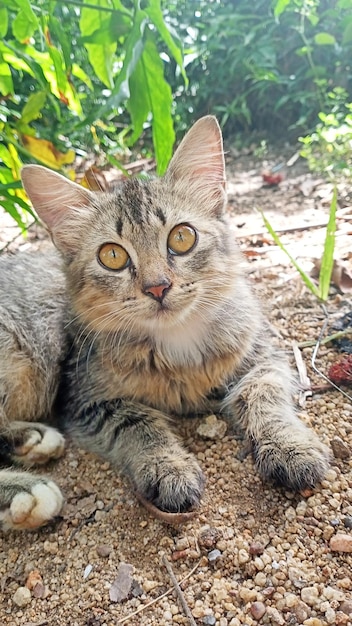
[12,0,38,42]
[314,32,336,46]
[0,7,8,37]
[21,91,47,124]
[145,0,187,84]
[21,135,75,169]
[80,0,117,88]
[137,31,175,174]
[0,59,14,95]
[273,0,291,18]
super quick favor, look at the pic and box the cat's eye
[167,224,197,255]
[98,243,130,271]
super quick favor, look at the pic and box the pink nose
[143,281,171,303]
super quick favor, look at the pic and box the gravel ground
[0,148,351,626]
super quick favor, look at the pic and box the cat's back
[0,249,67,357]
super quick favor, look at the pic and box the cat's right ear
[21,165,94,253]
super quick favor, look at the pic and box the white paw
[14,426,65,466]
[0,480,64,531]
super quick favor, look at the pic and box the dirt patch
[0,148,351,626]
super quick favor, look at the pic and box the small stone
[303,619,323,626]
[175,536,190,551]
[265,606,284,625]
[330,533,352,552]
[207,549,222,563]
[340,600,352,616]
[301,586,319,606]
[336,611,350,625]
[294,601,310,622]
[198,527,221,550]
[96,544,112,558]
[109,562,134,603]
[43,540,58,554]
[238,548,250,564]
[143,579,160,592]
[249,541,264,555]
[25,569,43,590]
[331,436,351,460]
[343,516,352,529]
[202,616,216,626]
[250,601,266,620]
[325,607,336,624]
[288,566,308,588]
[196,414,227,440]
[13,586,31,607]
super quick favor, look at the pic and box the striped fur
[0,117,330,529]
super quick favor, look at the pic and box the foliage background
[0,0,351,227]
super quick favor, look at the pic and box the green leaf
[12,0,39,42]
[47,44,68,95]
[0,59,14,96]
[91,7,147,122]
[48,16,72,70]
[145,0,187,84]
[127,50,151,145]
[21,91,47,124]
[0,7,8,37]
[80,0,117,88]
[314,33,336,46]
[273,0,291,18]
[257,208,320,298]
[318,188,337,301]
[137,31,175,174]
[342,18,352,44]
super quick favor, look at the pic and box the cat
[0,116,330,530]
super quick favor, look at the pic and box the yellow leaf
[21,135,75,169]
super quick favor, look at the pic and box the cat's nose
[143,280,171,303]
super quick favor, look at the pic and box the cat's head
[21,116,241,340]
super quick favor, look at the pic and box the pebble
[96,544,112,558]
[196,414,227,439]
[202,616,216,625]
[208,549,222,563]
[343,516,352,529]
[301,586,319,606]
[238,548,250,564]
[303,619,323,626]
[331,436,351,460]
[13,586,31,607]
[330,533,352,552]
[340,600,352,615]
[198,527,222,550]
[250,601,266,620]
[266,606,285,624]
[249,541,264,555]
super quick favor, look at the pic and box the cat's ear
[165,116,226,216]
[21,165,94,253]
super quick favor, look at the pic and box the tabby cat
[0,116,330,530]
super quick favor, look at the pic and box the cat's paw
[13,424,65,466]
[252,430,331,491]
[0,475,64,531]
[133,450,205,513]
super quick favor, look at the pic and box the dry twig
[116,560,200,625]
[162,555,197,626]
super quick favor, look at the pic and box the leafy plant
[299,90,352,179]
[0,0,186,228]
[258,187,337,301]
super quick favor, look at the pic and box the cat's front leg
[222,352,330,490]
[65,400,205,512]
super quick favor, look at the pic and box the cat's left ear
[21,164,94,253]
[165,116,226,217]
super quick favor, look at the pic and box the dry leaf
[109,563,134,603]
[22,135,75,169]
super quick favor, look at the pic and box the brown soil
[0,146,351,626]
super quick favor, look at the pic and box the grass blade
[257,208,321,298]
[318,187,337,301]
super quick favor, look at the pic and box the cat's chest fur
[86,326,240,415]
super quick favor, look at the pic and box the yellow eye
[98,243,130,270]
[167,224,197,255]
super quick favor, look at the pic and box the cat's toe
[137,452,205,513]
[0,478,64,531]
[253,434,331,491]
[14,425,65,466]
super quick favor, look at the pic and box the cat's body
[0,117,330,530]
